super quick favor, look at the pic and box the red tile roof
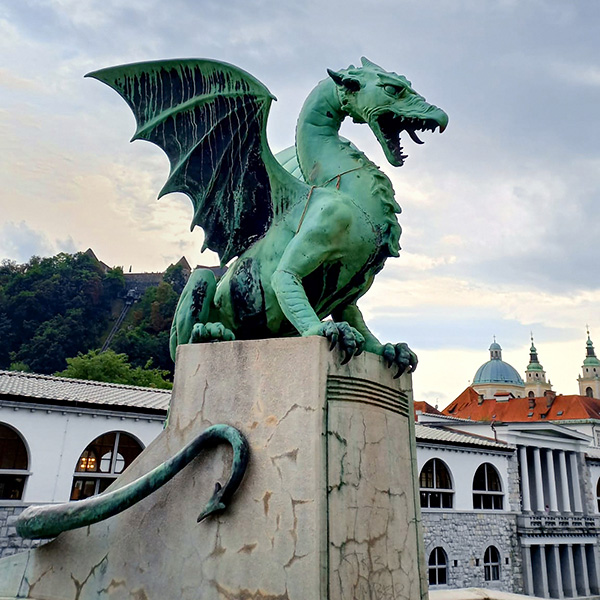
[414,400,444,418]
[443,387,600,422]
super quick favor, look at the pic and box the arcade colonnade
[518,445,600,598]
[522,542,600,598]
[518,446,583,513]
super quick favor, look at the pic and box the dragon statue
[14,58,446,541]
[88,57,448,376]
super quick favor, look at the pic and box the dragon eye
[384,84,405,97]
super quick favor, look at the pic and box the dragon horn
[360,57,384,70]
[327,69,361,92]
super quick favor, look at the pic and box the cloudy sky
[1,0,599,406]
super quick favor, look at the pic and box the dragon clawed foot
[381,342,418,378]
[308,321,365,364]
[190,322,236,344]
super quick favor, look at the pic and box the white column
[568,452,583,513]
[519,446,531,512]
[522,545,535,596]
[558,451,571,513]
[533,447,546,512]
[576,544,591,597]
[549,545,564,599]
[545,449,558,512]
[591,545,600,595]
[539,545,550,598]
[564,545,577,598]
[585,544,599,595]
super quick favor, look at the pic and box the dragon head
[328,57,448,167]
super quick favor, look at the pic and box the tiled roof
[0,370,170,413]
[443,386,600,422]
[415,424,512,450]
[414,400,444,417]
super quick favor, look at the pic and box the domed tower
[472,338,525,400]
[524,335,552,398]
[578,329,600,398]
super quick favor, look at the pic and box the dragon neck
[295,78,402,258]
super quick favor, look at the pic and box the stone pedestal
[0,337,426,599]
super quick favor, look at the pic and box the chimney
[478,394,484,405]
[544,389,556,409]
[528,396,536,410]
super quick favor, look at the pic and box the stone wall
[506,452,522,513]
[0,505,44,559]
[421,511,522,594]
[583,457,600,515]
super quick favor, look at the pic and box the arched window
[0,423,29,500]
[484,546,500,581]
[528,391,535,398]
[473,463,503,510]
[70,431,143,501]
[586,387,594,398]
[428,547,448,585]
[420,459,453,508]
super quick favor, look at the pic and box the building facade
[0,370,168,558]
[427,334,600,598]
[416,423,523,593]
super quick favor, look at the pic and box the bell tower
[524,335,552,398]
[578,329,600,398]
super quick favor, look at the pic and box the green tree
[56,349,172,389]
[112,281,178,375]
[0,252,125,373]
[163,263,186,294]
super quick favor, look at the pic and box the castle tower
[578,329,600,398]
[524,335,552,398]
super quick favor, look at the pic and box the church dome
[473,340,525,386]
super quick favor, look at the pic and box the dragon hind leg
[170,268,231,360]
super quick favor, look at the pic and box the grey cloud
[367,311,572,354]
[0,221,55,262]
[2,0,600,303]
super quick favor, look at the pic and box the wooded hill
[0,252,182,386]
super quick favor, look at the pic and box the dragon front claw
[190,322,236,344]
[381,342,418,378]
[308,321,365,364]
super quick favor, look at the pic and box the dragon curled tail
[15,425,249,539]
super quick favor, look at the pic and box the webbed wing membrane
[87,59,306,265]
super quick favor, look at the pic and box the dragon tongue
[406,128,424,145]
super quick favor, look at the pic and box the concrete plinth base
[0,337,426,599]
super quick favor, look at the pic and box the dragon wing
[87,59,307,265]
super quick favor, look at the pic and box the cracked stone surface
[327,404,423,600]
[0,337,425,599]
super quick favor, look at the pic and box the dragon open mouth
[376,112,445,167]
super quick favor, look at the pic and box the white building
[425,335,600,598]
[0,369,167,557]
[416,411,600,598]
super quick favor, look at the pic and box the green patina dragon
[89,57,447,375]
[15,58,447,541]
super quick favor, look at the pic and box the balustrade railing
[517,513,600,532]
